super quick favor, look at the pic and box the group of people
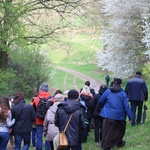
[0,71,148,150]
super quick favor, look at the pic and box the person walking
[11,91,36,150]
[80,81,95,96]
[125,71,148,125]
[32,83,51,150]
[98,78,133,150]
[0,96,15,149]
[55,89,87,150]
[105,75,110,87]
[43,93,64,150]
[93,84,107,146]
[80,85,95,143]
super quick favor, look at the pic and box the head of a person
[13,91,24,105]
[85,81,90,87]
[54,93,64,102]
[39,83,49,92]
[113,78,122,86]
[68,89,79,100]
[81,85,91,95]
[135,71,142,78]
[54,89,63,95]
[0,96,10,124]
[99,84,108,94]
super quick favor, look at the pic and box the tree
[0,0,97,69]
[8,44,52,98]
[97,0,149,78]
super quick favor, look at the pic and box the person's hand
[12,118,15,125]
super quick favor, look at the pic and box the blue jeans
[0,132,10,149]
[14,132,31,150]
[45,140,50,150]
[32,128,36,147]
[36,125,43,150]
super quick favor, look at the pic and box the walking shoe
[117,141,126,148]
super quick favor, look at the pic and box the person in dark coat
[11,91,36,150]
[55,89,86,150]
[98,78,133,150]
[105,75,110,87]
[93,84,107,146]
[80,85,95,143]
[125,71,148,125]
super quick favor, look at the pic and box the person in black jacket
[125,71,148,125]
[80,85,95,143]
[55,89,86,150]
[11,91,36,150]
[93,84,107,146]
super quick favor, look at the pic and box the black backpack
[36,97,50,119]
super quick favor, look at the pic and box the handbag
[53,113,73,150]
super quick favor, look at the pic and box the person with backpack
[32,83,51,150]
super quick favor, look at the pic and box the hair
[54,89,63,95]
[85,81,90,86]
[81,85,93,97]
[0,96,10,124]
[136,71,142,76]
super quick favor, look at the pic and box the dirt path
[56,66,102,93]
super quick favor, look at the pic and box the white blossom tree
[97,0,150,78]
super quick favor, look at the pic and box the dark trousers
[65,144,82,150]
[82,118,91,143]
[101,118,126,150]
[93,115,102,143]
[130,100,143,124]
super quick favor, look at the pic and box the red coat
[32,91,50,125]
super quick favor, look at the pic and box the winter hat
[39,83,48,92]
[114,78,122,85]
[54,94,64,102]
[68,89,79,99]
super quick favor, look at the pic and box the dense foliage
[97,0,150,78]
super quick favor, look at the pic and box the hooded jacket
[98,85,133,121]
[55,99,86,146]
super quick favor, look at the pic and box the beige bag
[53,114,73,150]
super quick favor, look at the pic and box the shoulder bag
[53,113,73,150]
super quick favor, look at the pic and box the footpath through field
[56,66,102,93]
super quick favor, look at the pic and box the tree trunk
[0,49,8,69]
